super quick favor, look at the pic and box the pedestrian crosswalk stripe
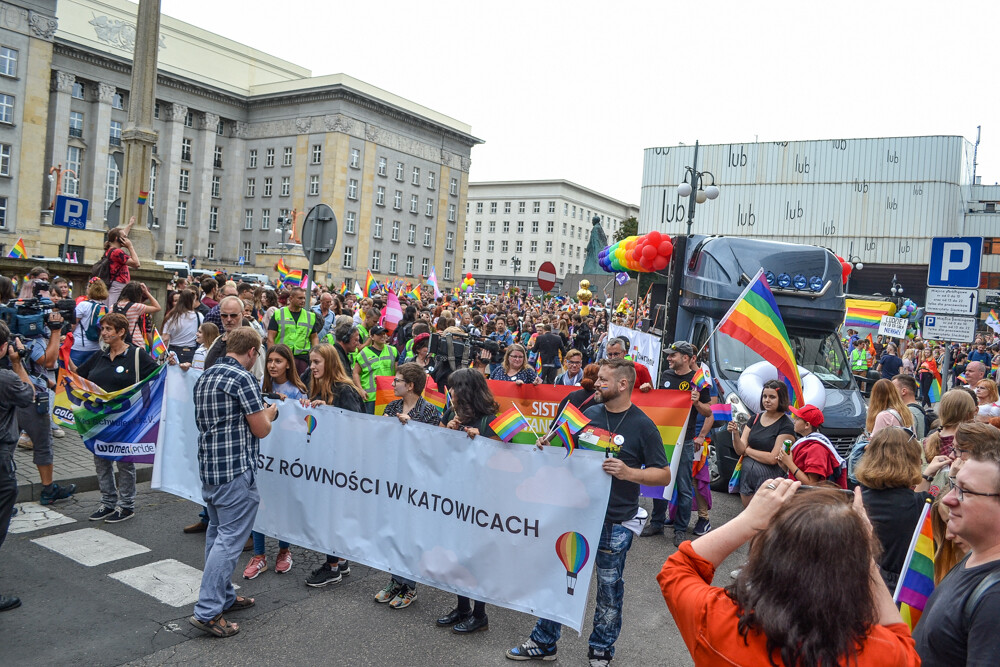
[9,503,75,534]
[109,559,238,607]
[31,527,150,566]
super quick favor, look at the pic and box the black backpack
[91,249,113,285]
[113,301,151,349]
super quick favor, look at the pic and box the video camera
[427,331,505,389]
[0,288,76,339]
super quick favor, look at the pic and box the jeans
[650,439,695,534]
[94,455,136,510]
[16,405,52,467]
[530,522,633,656]
[251,530,289,554]
[194,468,260,622]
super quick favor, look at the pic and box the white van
[153,260,192,278]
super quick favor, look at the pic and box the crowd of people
[1,233,1000,664]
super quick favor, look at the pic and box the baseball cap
[789,404,824,428]
[370,325,388,336]
[666,341,696,356]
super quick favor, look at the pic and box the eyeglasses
[953,445,972,460]
[951,484,1000,502]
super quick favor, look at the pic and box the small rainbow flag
[691,368,710,390]
[407,285,421,300]
[6,237,26,259]
[276,258,302,286]
[137,191,148,206]
[489,407,530,442]
[339,281,348,296]
[728,456,743,494]
[555,403,590,434]
[150,328,167,360]
[928,377,942,403]
[365,270,378,297]
[710,403,733,422]
[553,420,576,457]
[894,500,935,630]
[423,384,447,413]
[957,373,968,385]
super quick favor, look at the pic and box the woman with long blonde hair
[865,379,914,435]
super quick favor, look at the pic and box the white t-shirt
[73,300,103,351]
[192,344,209,370]
[162,311,202,347]
[978,402,1000,420]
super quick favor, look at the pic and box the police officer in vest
[353,325,397,414]
[267,287,321,375]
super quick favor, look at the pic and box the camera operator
[0,320,37,612]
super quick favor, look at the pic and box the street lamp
[510,255,521,287]
[677,140,720,236]
[274,215,295,262]
[890,274,904,306]
[844,240,864,292]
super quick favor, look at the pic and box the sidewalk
[13,427,151,503]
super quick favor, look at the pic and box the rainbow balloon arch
[597,230,673,273]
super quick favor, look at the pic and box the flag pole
[696,268,766,358]
[510,402,540,439]
[893,499,932,603]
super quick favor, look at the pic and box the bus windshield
[713,330,854,389]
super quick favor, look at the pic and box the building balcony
[109,136,121,146]
[68,127,83,138]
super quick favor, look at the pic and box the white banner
[877,315,908,338]
[609,323,661,386]
[153,367,612,631]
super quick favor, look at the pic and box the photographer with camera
[0,320,38,612]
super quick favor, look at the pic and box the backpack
[848,409,903,486]
[83,300,107,342]
[91,249,113,285]
[113,301,151,349]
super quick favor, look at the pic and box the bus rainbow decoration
[555,531,590,595]
[304,414,317,443]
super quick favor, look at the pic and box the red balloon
[841,261,852,284]
[653,255,669,271]
[639,255,653,271]
[642,244,657,259]
[466,272,473,279]
[658,240,673,256]
[632,247,642,261]
[648,230,663,246]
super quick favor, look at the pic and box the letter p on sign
[928,237,983,289]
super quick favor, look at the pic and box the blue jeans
[194,468,259,622]
[251,530,289,555]
[650,439,695,534]
[529,522,633,656]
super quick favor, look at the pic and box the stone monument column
[46,72,74,206]
[88,82,116,221]
[191,111,218,262]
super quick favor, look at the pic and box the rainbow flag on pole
[406,285,421,301]
[718,268,804,408]
[552,420,576,457]
[554,403,590,434]
[6,237,26,259]
[489,407,530,442]
[691,368,710,391]
[893,500,935,631]
[365,270,378,297]
[149,328,167,360]
[276,258,302,286]
[987,309,1000,335]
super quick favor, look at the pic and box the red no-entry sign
[537,261,556,292]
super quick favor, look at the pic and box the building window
[389,253,398,274]
[428,171,435,190]
[517,221,525,234]
[516,202,524,214]
[178,169,190,192]
[371,250,381,272]
[475,202,483,214]
[350,148,360,168]
[310,144,322,165]
[405,255,414,276]
[244,209,253,230]
[548,201,556,213]
[309,175,320,196]
[393,190,402,209]
[411,166,420,185]
[504,202,511,214]
[69,111,84,137]
[377,156,387,176]
[444,262,452,280]
[408,223,416,245]
[421,258,429,276]
[242,242,251,259]
[280,177,290,197]
[489,221,496,234]
[474,240,481,252]
[279,207,290,221]
[262,177,272,197]
[545,240,552,253]
[503,221,510,233]
[562,222,567,234]
[487,240,495,253]
[176,201,188,227]
[447,204,456,222]
[515,240,523,253]
[112,92,124,110]
[532,220,539,233]
[181,138,192,162]
[104,154,119,215]
[343,245,354,268]
[529,260,536,273]
[64,146,81,195]
[175,238,184,256]
[0,143,10,176]
[206,242,215,260]
[374,217,383,239]
[248,149,257,168]
[265,148,275,167]
[564,203,569,215]
[109,120,122,146]
[209,206,218,231]
[260,242,268,253]
[475,220,482,233]
[0,47,17,77]
[153,101,160,119]
[472,258,480,271]
[409,194,418,213]
[184,110,193,127]
[450,178,458,196]
[391,220,400,241]
[501,240,509,253]
[283,146,293,166]
[547,221,554,233]
[0,93,14,124]
[423,227,431,246]
[246,178,256,197]
[348,178,358,200]
[211,175,221,198]
[446,231,454,251]
[490,202,497,214]
[71,81,84,99]
[216,118,225,135]
[149,162,157,210]
[530,240,538,253]
[261,209,270,230]
[345,211,356,234]
[486,259,493,271]
[425,198,434,216]
[395,162,404,181]
[213,146,223,169]
[376,185,385,206]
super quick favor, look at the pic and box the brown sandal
[189,614,240,637]
[225,595,255,612]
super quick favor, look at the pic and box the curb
[16,465,153,504]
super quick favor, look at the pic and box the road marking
[110,559,238,608]
[9,503,75,534]
[31,528,150,566]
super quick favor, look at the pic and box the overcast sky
[162,0,1000,204]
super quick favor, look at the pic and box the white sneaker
[51,426,66,438]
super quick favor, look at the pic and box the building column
[191,111,217,262]
[45,71,74,208]
[158,103,186,259]
[88,82,115,224]
[224,121,249,265]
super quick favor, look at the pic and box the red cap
[789,404,824,428]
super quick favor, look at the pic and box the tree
[612,216,637,244]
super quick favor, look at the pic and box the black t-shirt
[861,487,932,581]
[879,353,904,379]
[441,408,498,439]
[76,344,159,392]
[914,555,1000,666]
[535,333,564,366]
[660,369,710,440]
[746,413,795,452]
[583,404,667,524]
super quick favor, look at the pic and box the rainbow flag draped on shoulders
[717,269,804,408]
[893,500,935,631]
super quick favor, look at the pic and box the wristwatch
[922,473,935,482]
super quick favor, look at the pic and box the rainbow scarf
[893,500,935,630]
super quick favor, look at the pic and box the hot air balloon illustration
[555,531,590,595]
[304,414,317,443]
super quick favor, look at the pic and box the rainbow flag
[691,368,709,390]
[710,403,733,422]
[553,420,576,457]
[428,266,442,298]
[957,373,968,385]
[490,407,530,442]
[365,270,378,297]
[6,237,26,259]
[987,309,1000,335]
[893,500,935,631]
[137,190,148,206]
[928,377,942,403]
[728,456,743,494]
[150,328,167,360]
[554,403,590,434]
[339,281,348,296]
[844,299,897,329]
[407,285,421,300]
[718,269,804,408]
[276,258,302,286]
[423,383,447,413]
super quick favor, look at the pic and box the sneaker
[639,522,663,537]
[588,647,612,666]
[337,560,351,577]
[389,586,417,609]
[104,507,134,523]
[39,483,76,506]
[693,517,712,536]
[51,426,65,438]
[375,580,405,603]
[88,506,116,521]
[673,532,685,547]
[506,638,558,661]
[274,549,292,574]
[243,555,267,580]
[305,563,342,588]
[17,433,32,450]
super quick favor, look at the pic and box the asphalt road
[1,484,749,667]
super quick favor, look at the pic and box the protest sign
[608,323,661,384]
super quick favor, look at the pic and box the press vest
[357,344,397,400]
[274,307,316,355]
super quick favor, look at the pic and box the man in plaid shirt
[189,327,277,638]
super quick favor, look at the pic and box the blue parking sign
[927,237,983,288]
[53,195,89,230]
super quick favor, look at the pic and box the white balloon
[736,361,826,413]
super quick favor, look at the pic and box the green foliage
[612,216,638,243]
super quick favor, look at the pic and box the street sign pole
[300,204,338,309]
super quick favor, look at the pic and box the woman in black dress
[727,379,796,508]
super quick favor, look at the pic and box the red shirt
[788,440,848,488]
[658,542,920,666]
[632,361,652,391]
[108,247,130,284]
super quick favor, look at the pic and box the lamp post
[844,241,864,293]
[890,274,904,307]
[275,215,295,262]
[677,140,720,237]
[510,255,521,287]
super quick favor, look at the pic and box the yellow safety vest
[274,307,316,355]
[357,344,397,401]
